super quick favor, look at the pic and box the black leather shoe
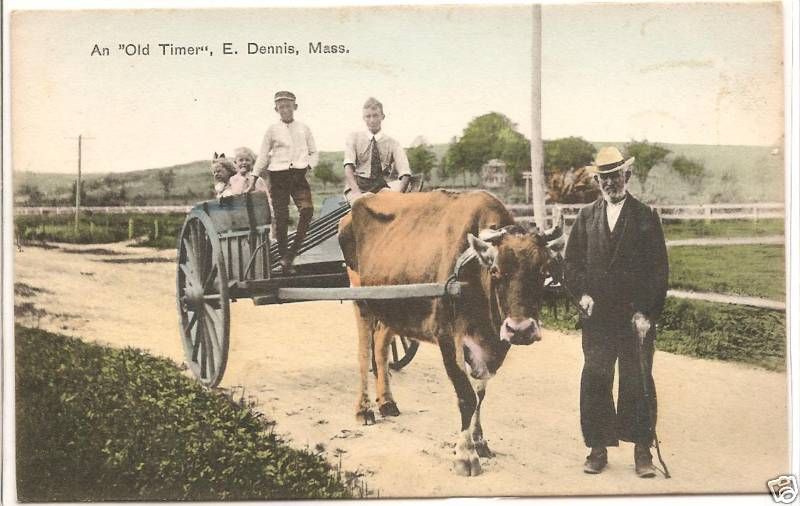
[583,447,607,474]
[634,444,656,478]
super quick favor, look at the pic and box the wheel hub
[184,282,205,310]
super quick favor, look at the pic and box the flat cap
[274,90,296,102]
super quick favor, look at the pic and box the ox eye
[490,266,502,279]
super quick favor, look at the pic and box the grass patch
[14,282,51,297]
[15,325,352,501]
[669,244,785,300]
[662,218,784,240]
[541,297,785,371]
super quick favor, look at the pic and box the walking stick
[635,323,671,479]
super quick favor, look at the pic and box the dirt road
[13,243,789,498]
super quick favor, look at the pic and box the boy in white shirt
[254,91,318,274]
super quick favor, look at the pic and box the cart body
[176,191,446,387]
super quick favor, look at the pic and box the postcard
[4,1,794,502]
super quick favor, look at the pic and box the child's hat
[274,90,296,102]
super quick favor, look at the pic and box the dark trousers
[266,169,314,261]
[580,315,657,448]
[355,174,389,193]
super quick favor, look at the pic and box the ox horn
[546,234,565,253]
[542,215,564,243]
[478,228,507,245]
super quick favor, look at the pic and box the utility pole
[66,134,94,232]
[530,4,546,229]
[76,135,82,232]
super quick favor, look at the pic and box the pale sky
[10,2,785,174]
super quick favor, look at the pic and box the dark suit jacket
[564,193,669,323]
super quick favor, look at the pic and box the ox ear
[467,233,497,268]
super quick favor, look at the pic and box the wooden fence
[508,202,785,229]
[14,205,192,216]
[16,202,785,221]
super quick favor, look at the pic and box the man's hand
[348,189,364,202]
[632,312,651,343]
[579,294,594,317]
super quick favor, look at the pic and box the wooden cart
[176,191,464,387]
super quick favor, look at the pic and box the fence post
[154,219,159,240]
[128,218,134,240]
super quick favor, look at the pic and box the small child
[211,153,237,198]
[230,146,268,194]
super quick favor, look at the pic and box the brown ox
[338,190,563,476]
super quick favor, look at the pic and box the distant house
[481,159,508,189]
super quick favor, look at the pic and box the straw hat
[590,146,635,174]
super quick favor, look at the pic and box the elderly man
[564,146,669,478]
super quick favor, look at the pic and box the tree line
[16,112,706,206]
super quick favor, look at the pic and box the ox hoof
[453,456,482,477]
[474,440,495,458]
[356,409,376,426]
[379,401,400,417]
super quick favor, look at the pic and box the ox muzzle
[499,317,542,345]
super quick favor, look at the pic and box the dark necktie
[370,137,382,179]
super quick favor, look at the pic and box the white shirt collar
[604,194,627,208]
[604,194,627,231]
[366,130,385,141]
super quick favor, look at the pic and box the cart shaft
[249,281,467,305]
[276,281,466,302]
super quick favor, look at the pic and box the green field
[662,218,784,240]
[15,325,354,501]
[668,244,785,300]
[15,212,187,247]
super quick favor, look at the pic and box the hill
[13,142,784,206]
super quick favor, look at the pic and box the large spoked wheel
[371,335,419,374]
[176,211,230,388]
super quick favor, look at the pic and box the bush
[657,298,785,370]
[16,326,351,501]
[540,297,785,371]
